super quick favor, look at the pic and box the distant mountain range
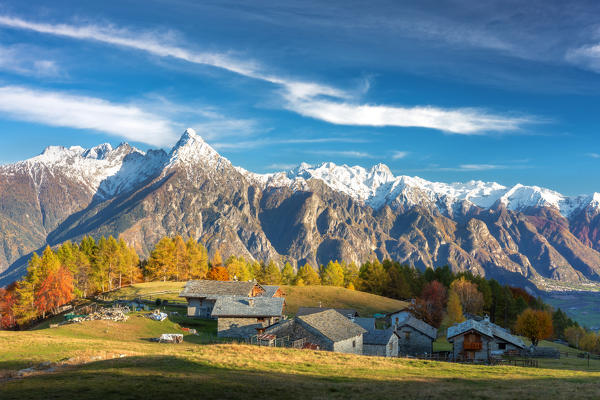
[1,129,599,290]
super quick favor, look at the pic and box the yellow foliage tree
[515,308,553,346]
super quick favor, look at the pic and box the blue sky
[0,0,599,195]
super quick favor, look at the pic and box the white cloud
[392,151,409,159]
[0,15,534,135]
[566,44,600,73]
[0,86,178,146]
[586,152,600,159]
[309,150,375,158]
[0,44,61,77]
[265,163,297,170]
[284,97,530,134]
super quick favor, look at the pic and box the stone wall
[186,298,215,319]
[397,325,433,356]
[364,335,398,357]
[217,317,276,338]
[333,335,363,355]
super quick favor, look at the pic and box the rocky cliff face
[1,129,599,290]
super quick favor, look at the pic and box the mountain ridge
[1,129,599,292]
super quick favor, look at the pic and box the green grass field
[1,314,600,400]
[2,283,599,399]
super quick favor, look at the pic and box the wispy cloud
[309,150,375,158]
[0,44,61,77]
[565,44,600,73]
[391,150,409,159]
[586,152,600,159]
[0,86,178,146]
[0,15,535,135]
[265,163,297,171]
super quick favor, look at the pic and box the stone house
[354,318,399,357]
[447,316,525,362]
[211,296,285,338]
[388,311,437,356]
[262,285,284,298]
[266,309,366,354]
[179,280,266,318]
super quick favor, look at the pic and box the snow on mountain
[1,129,597,216]
[167,128,230,170]
[0,140,167,200]
[250,161,599,217]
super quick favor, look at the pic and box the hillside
[1,314,600,399]
[2,130,600,291]
[104,282,409,317]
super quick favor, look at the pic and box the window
[405,331,411,340]
[257,317,266,323]
[352,340,356,348]
[498,343,506,350]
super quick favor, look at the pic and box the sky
[0,0,599,195]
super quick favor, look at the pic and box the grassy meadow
[1,283,599,399]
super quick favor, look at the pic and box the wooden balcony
[463,342,483,351]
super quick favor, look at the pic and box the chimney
[248,298,255,307]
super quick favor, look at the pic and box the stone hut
[212,296,285,338]
[388,311,437,356]
[266,309,366,354]
[179,280,265,318]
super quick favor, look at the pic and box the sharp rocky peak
[167,128,227,168]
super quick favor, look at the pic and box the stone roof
[179,280,262,299]
[447,318,524,348]
[391,311,437,339]
[354,317,376,331]
[298,309,366,342]
[211,297,284,317]
[262,285,281,297]
[297,307,359,318]
[363,328,397,346]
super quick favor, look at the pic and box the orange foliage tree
[411,280,447,328]
[0,282,17,329]
[515,308,553,346]
[34,266,74,318]
[206,266,229,281]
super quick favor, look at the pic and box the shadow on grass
[1,355,600,400]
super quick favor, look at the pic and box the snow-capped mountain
[248,161,600,217]
[1,129,600,292]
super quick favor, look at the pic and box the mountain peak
[167,129,228,169]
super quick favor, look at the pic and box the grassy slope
[106,282,409,317]
[1,315,600,400]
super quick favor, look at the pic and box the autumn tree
[172,235,188,281]
[35,266,74,318]
[445,288,465,325]
[146,237,176,281]
[281,262,295,285]
[565,326,586,349]
[343,262,359,288]
[321,260,344,287]
[206,266,229,281]
[515,309,553,347]
[451,277,484,315]
[411,280,447,328]
[211,250,223,269]
[261,260,282,285]
[0,283,17,329]
[187,238,208,279]
[226,256,251,281]
[295,263,320,285]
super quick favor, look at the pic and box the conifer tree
[295,263,320,285]
[281,262,295,285]
[446,288,465,325]
[173,235,188,281]
[226,256,251,281]
[186,238,208,279]
[211,249,223,268]
[147,237,176,281]
[261,260,282,285]
[321,261,345,286]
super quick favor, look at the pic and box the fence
[245,335,307,349]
